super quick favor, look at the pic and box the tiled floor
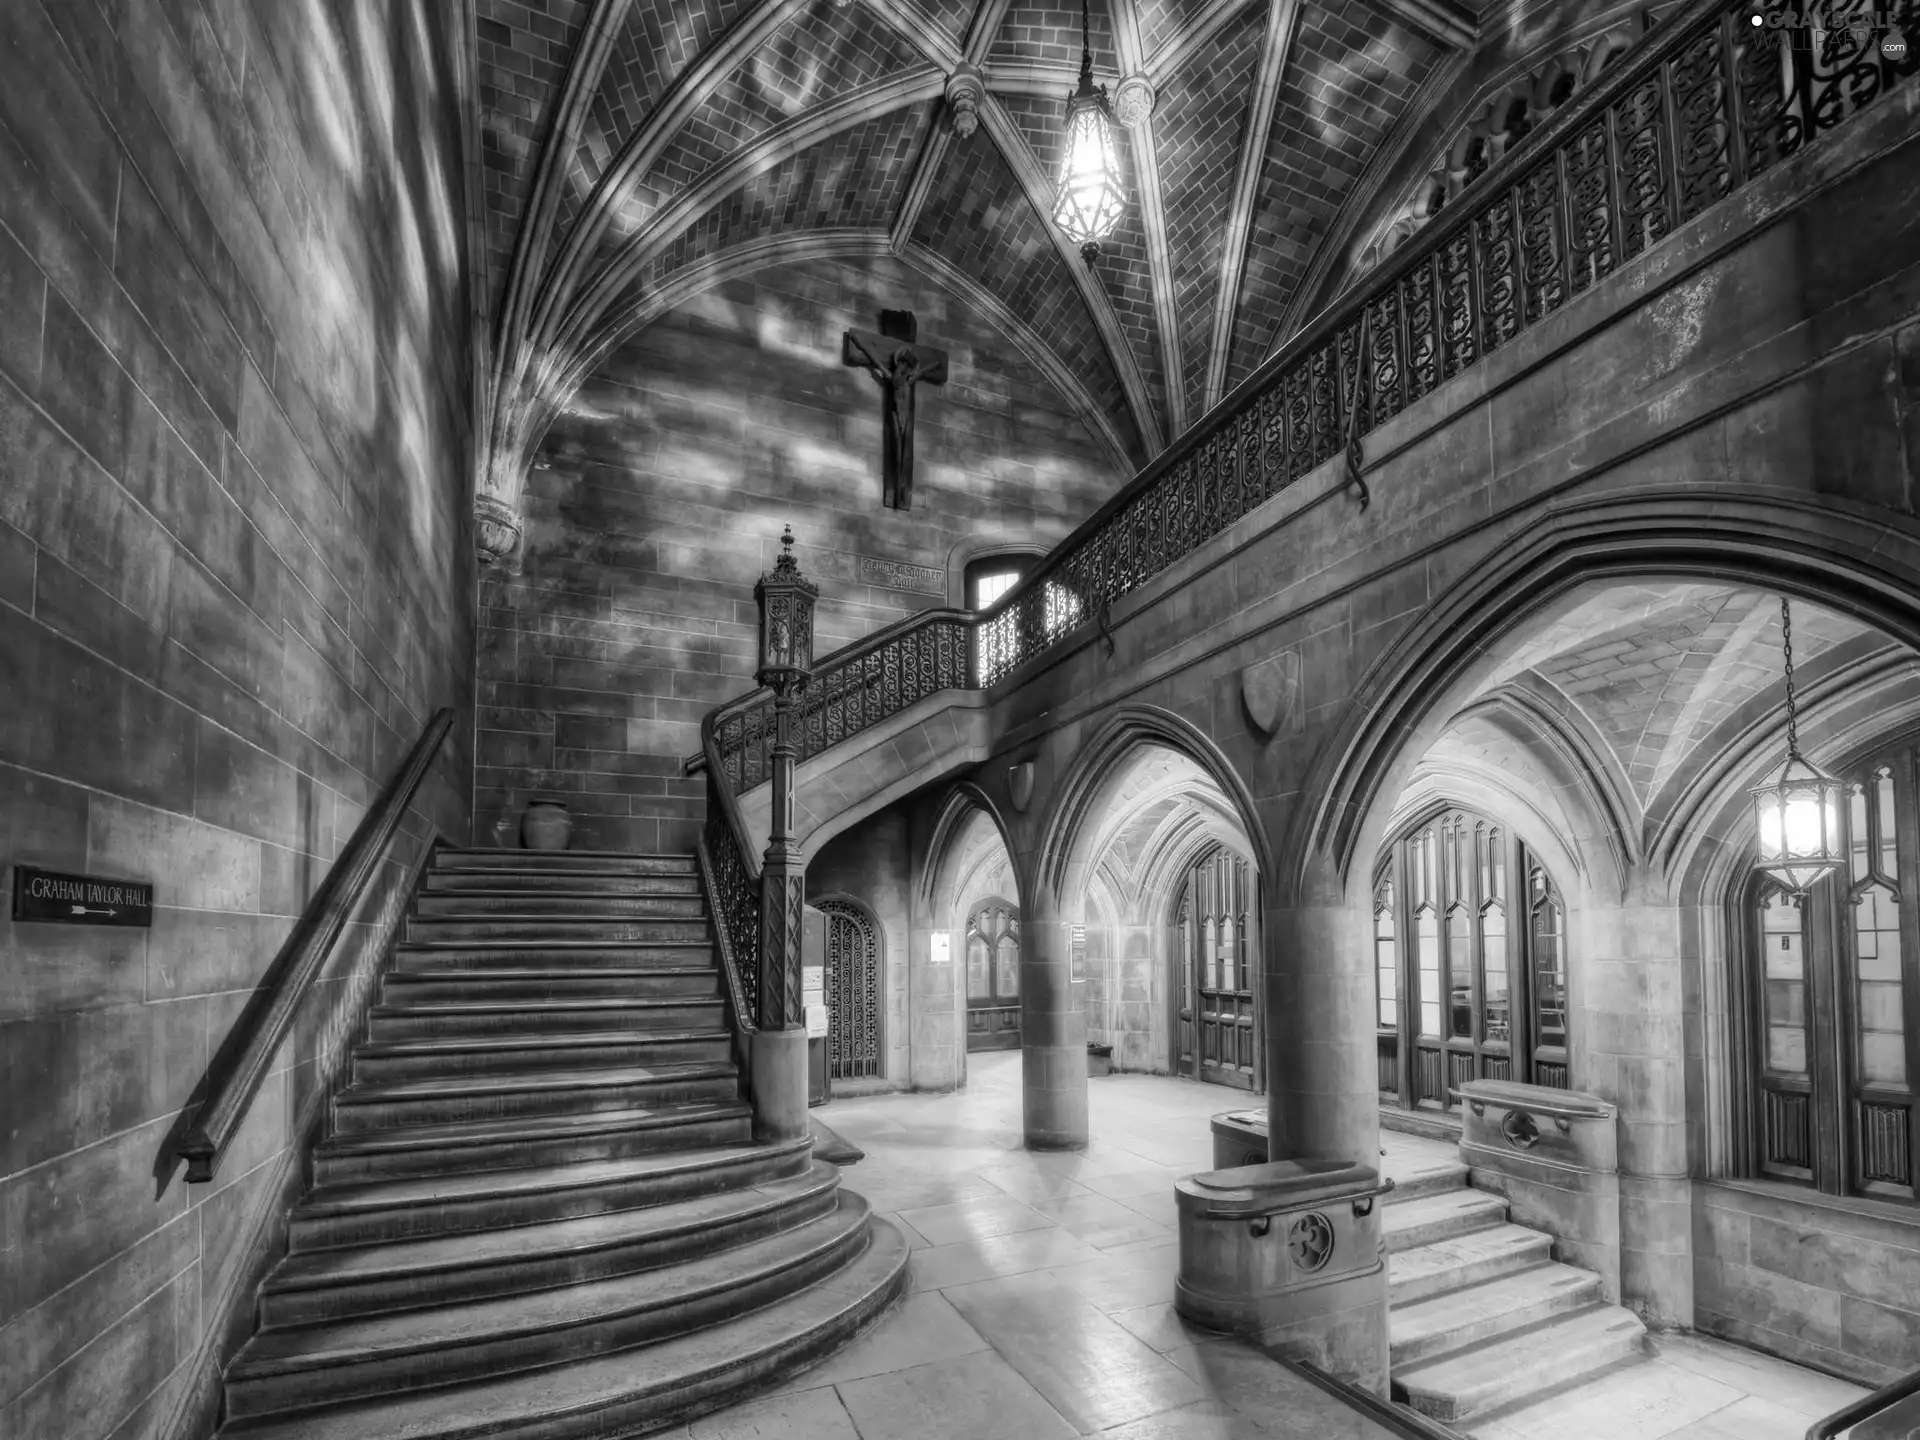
[666,1053,1867,1440]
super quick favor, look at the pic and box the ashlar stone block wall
[0,4,477,1438]
[475,254,1121,852]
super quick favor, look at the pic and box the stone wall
[0,4,477,1438]
[474,254,1121,853]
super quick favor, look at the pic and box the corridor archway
[1330,566,1920,1353]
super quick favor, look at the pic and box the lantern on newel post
[754,526,818,1034]
[1750,597,1844,893]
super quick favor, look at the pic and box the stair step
[1390,1263,1604,1365]
[392,942,716,972]
[330,1061,740,1135]
[367,997,726,1041]
[433,850,698,875]
[1389,1223,1554,1306]
[413,893,709,918]
[405,916,713,945]
[381,969,723,1003]
[291,1136,813,1251]
[426,871,702,896]
[261,1161,845,1326]
[1395,1303,1648,1423]
[220,1218,910,1440]
[313,1101,753,1183]
[228,1193,874,1417]
[352,1030,733,1081]
[1386,1160,1470,1203]
[1384,1188,1509,1252]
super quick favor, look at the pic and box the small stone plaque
[931,932,951,965]
[859,554,944,595]
[12,865,154,927]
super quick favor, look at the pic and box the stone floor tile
[942,1271,1210,1431]
[867,1211,930,1251]
[832,1349,1077,1440]
[1116,1188,1182,1225]
[907,1223,1107,1291]
[1109,1301,1220,1353]
[1648,1334,1868,1420]
[1032,1191,1172,1248]
[894,1193,1052,1247]
[1656,1393,1832,1439]
[974,1165,1097,1204]
[684,1384,861,1439]
[1469,1359,1746,1440]
[780,1290,988,1389]
[1148,1343,1391,1437]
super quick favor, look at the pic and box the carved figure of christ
[842,309,949,511]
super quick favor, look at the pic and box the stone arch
[1037,705,1274,909]
[1295,491,1920,907]
[922,780,1023,926]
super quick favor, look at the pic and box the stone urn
[521,799,572,851]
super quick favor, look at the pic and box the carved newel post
[749,526,818,1138]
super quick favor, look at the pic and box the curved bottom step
[221,1217,912,1440]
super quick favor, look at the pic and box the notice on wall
[806,1003,830,1039]
[802,964,824,1006]
[1071,924,1087,984]
[12,866,154,927]
[930,932,950,965]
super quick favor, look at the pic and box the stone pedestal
[749,1028,811,1141]
[1459,1079,1621,1301]
[1175,1159,1394,1391]
[1211,1109,1269,1169]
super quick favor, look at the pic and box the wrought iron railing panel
[702,790,761,1018]
[694,0,1915,790]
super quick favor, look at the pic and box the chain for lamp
[1780,595,1800,757]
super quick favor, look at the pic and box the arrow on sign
[70,905,117,916]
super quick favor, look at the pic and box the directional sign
[11,866,154,927]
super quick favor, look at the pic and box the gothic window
[966,897,1021,1051]
[966,555,1028,610]
[815,898,882,1082]
[1745,743,1920,1202]
[1375,808,1571,1106]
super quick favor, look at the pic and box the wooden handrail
[177,708,456,1184]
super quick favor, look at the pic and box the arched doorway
[814,897,883,1083]
[1372,806,1570,1109]
[965,896,1021,1051]
[1173,846,1260,1089]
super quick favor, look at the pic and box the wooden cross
[842,309,949,511]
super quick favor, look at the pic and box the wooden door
[1175,850,1260,1089]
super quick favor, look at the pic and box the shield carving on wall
[1241,651,1301,738]
[1008,761,1035,812]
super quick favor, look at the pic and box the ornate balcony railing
[690,0,1917,801]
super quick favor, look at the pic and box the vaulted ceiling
[471,0,1499,488]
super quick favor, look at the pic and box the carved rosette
[945,64,984,139]
[1114,73,1156,127]
[473,492,521,567]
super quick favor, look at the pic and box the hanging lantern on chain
[1750,596,1844,892]
[1051,0,1127,265]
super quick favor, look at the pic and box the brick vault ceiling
[472,0,1483,482]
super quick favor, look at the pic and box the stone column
[1263,875,1382,1165]
[1253,855,1389,1389]
[1577,883,1693,1327]
[1022,889,1088,1149]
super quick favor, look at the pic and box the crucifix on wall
[842,309,948,511]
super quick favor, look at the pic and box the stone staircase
[1385,1157,1646,1425]
[217,847,909,1439]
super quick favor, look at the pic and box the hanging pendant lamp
[1052,0,1127,265]
[1750,596,1844,892]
